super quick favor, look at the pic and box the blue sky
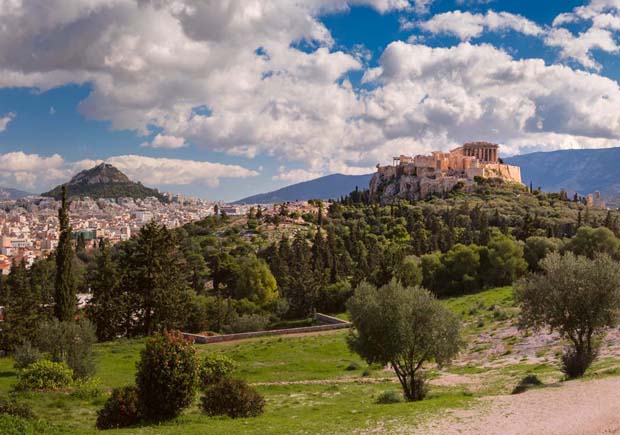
[1,0,620,201]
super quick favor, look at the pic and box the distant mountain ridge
[235,173,373,204]
[504,148,620,197]
[0,187,33,200]
[42,163,166,201]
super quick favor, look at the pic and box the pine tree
[3,260,39,350]
[54,185,76,321]
[87,239,122,341]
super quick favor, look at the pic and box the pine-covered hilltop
[42,163,166,202]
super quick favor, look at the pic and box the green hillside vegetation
[42,182,165,202]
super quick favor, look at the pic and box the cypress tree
[54,185,76,321]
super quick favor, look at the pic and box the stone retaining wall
[183,313,351,344]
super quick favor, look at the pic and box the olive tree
[515,252,620,378]
[347,279,461,401]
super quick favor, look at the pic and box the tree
[347,280,461,401]
[2,260,40,351]
[232,255,278,305]
[86,239,123,341]
[524,236,561,271]
[123,222,191,335]
[54,185,76,321]
[485,234,527,286]
[438,244,481,295]
[135,331,199,421]
[515,252,620,378]
[394,255,422,288]
[564,226,620,259]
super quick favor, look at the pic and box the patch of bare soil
[415,376,620,435]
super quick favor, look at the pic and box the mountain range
[235,147,620,204]
[0,187,33,200]
[42,163,166,202]
[234,173,373,204]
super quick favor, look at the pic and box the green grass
[2,286,617,434]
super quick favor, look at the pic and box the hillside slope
[42,163,165,201]
[235,173,373,204]
[505,147,620,196]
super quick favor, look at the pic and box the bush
[561,346,596,379]
[200,353,236,387]
[345,362,360,371]
[96,386,140,430]
[511,374,543,394]
[15,360,73,391]
[0,397,35,419]
[200,378,265,418]
[375,390,403,404]
[0,415,61,435]
[223,313,270,333]
[135,331,199,421]
[13,341,42,370]
[34,319,97,379]
[71,377,102,399]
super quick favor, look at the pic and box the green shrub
[71,377,102,399]
[223,313,270,333]
[34,319,96,379]
[0,415,61,435]
[200,378,265,418]
[13,341,42,370]
[345,362,360,371]
[15,360,73,391]
[200,353,236,387]
[96,385,141,430]
[135,331,199,421]
[511,374,543,394]
[375,390,403,404]
[0,397,35,419]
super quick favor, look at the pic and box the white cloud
[0,112,15,132]
[0,152,259,192]
[548,1,620,70]
[273,168,325,183]
[140,133,187,148]
[419,10,544,40]
[1,1,620,180]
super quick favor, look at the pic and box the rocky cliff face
[69,163,131,185]
[369,170,475,204]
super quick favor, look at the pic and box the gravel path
[417,376,620,435]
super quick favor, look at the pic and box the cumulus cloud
[419,10,543,40]
[0,152,258,192]
[0,112,15,132]
[548,0,620,70]
[1,0,620,180]
[140,133,187,149]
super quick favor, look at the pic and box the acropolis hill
[369,142,522,202]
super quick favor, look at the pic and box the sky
[1,0,620,201]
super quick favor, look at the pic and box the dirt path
[416,376,620,435]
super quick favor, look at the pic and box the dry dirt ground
[416,376,620,435]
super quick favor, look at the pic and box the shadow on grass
[0,370,16,378]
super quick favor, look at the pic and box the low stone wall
[183,314,351,345]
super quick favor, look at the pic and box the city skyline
[2,0,620,201]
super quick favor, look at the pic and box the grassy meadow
[3,286,620,435]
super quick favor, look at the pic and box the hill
[41,163,166,201]
[235,173,373,204]
[0,186,33,200]
[505,147,620,197]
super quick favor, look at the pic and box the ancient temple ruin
[370,141,522,202]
